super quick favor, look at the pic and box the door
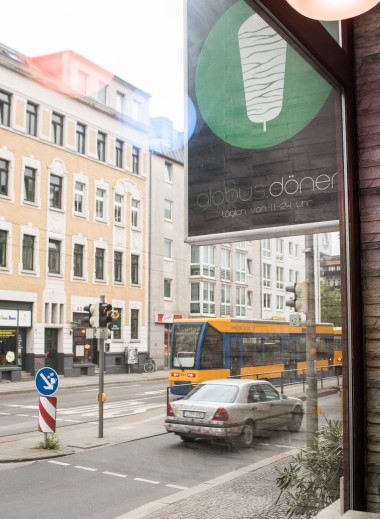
[45,328,58,370]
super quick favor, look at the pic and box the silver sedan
[165,378,304,447]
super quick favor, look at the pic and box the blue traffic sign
[35,367,59,396]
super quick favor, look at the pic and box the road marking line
[276,444,297,449]
[134,477,160,485]
[103,471,127,478]
[47,460,70,466]
[166,484,189,490]
[75,465,97,471]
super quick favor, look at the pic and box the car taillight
[167,403,175,417]
[212,407,229,421]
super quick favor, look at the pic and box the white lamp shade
[285,0,380,20]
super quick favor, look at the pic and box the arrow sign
[35,367,59,396]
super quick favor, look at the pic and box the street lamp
[285,0,379,20]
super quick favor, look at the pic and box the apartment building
[0,44,150,378]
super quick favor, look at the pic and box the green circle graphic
[195,0,333,149]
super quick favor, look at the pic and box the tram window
[263,337,281,364]
[242,336,261,366]
[200,326,223,369]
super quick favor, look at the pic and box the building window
[236,252,246,283]
[76,123,86,154]
[0,230,7,267]
[48,239,61,274]
[131,254,139,285]
[24,166,36,203]
[191,245,215,277]
[0,90,11,127]
[52,112,63,146]
[98,82,108,104]
[116,91,125,113]
[77,70,88,94]
[164,278,172,299]
[277,295,284,311]
[132,100,141,121]
[236,286,246,317]
[262,239,271,258]
[112,308,122,340]
[114,251,122,282]
[221,248,231,281]
[95,248,105,280]
[74,181,85,214]
[97,131,106,162]
[26,101,37,136]
[263,293,271,310]
[49,174,62,209]
[164,199,173,220]
[22,234,34,271]
[263,263,271,288]
[276,266,284,290]
[0,159,9,196]
[164,239,172,259]
[131,199,139,227]
[96,188,105,219]
[276,239,284,261]
[114,193,123,223]
[190,281,215,315]
[164,161,172,182]
[220,284,231,317]
[115,139,123,168]
[130,309,139,340]
[132,146,140,174]
[73,244,84,277]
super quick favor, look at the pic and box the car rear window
[185,384,238,403]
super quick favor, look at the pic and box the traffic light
[285,281,309,314]
[99,303,113,328]
[83,303,99,328]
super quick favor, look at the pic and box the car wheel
[287,406,303,432]
[240,421,255,448]
[179,435,195,442]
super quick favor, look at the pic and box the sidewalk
[0,372,341,519]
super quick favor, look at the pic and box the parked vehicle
[165,378,304,448]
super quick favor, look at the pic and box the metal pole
[98,295,105,438]
[305,234,318,446]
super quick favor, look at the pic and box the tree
[276,420,343,519]
[320,282,342,327]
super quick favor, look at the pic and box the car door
[259,383,290,428]
[247,384,276,432]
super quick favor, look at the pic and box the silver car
[165,378,304,448]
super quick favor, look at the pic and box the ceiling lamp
[285,0,380,20]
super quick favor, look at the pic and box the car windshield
[185,384,238,403]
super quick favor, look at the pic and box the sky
[2,0,185,130]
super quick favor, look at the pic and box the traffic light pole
[98,295,105,439]
[305,234,318,446]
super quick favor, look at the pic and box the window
[48,239,60,274]
[236,252,246,283]
[77,70,88,94]
[97,131,106,161]
[191,245,215,276]
[96,188,105,219]
[262,239,271,258]
[95,248,105,280]
[190,281,215,315]
[164,199,173,220]
[132,100,141,120]
[0,90,11,126]
[164,239,172,259]
[98,82,108,104]
[164,162,173,182]
[263,263,271,288]
[115,139,123,168]
[131,199,139,227]
[49,174,62,209]
[76,123,86,154]
[74,181,85,214]
[22,234,34,271]
[164,278,172,299]
[112,308,122,340]
[52,112,63,145]
[130,309,139,340]
[116,91,125,113]
[276,266,284,290]
[73,244,84,277]
[221,248,231,281]
[236,286,246,317]
[277,295,284,311]
[0,230,7,267]
[276,239,284,261]
[288,241,294,256]
[114,251,122,282]
[26,101,37,136]
[24,167,36,202]
[0,159,9,196]
[131,254,139,284]
[220,284,231,316]
[263,293,271,310]
[132,146,140,174]
[114,193,123,223]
